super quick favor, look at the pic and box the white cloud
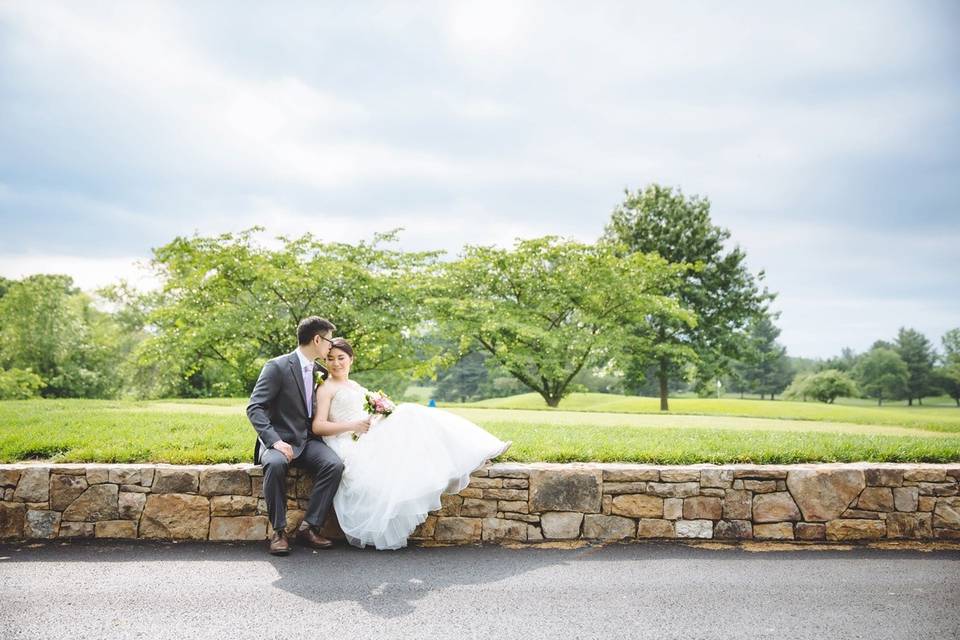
[778,293,958,358]
[0,2,468,189]
[444,0,533,57]
[0,207,567,307]
[0,254,158,292]
[172,199,576,255]
[0,1,956,360]
[730,221,960,357]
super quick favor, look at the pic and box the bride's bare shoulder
[317,381,344,398]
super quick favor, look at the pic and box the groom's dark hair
[297,316,336,345]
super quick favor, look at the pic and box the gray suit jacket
[247,351,328,464]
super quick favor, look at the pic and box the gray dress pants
[260,439,344,534]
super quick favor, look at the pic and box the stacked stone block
[0,464,330,541]
[1,463,958,544]
[417,463,960,544]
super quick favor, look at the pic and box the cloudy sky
[1,1,957,359]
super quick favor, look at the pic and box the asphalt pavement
[1,540,958,640]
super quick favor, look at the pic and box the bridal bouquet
[353,390,396,441]
[364,390,396,417]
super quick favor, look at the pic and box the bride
[310,338,511,550]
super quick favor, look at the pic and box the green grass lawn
[0,396,958,465]
[460,392,960,433]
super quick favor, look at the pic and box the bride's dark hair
[329,337,354,359]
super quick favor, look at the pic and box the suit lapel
[287,352,307,415]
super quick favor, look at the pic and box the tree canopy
[131,228,442,397]
[602,183,772,410]
[935,328,960,406]
[0,274,125,398]
[853,347,908,406]
[429,236,690,407]
[784,369,858,404]
[733,313,793,400]
[895,327,937,406]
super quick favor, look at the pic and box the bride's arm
[311,386,371,437]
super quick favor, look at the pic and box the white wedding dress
[322,384,510,550]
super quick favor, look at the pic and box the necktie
[303,364,314,418]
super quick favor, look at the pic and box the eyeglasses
[318,334,336,346]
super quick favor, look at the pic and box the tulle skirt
[329,403,509,550]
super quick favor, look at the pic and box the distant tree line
[430,319,960,407]
[4,183,954,408]
[778,328,960,406]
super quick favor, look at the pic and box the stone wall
[1,462,958,544]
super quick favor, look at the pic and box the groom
[247,316,344,555]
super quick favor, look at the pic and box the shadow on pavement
[3,539,958,620]
[0,539,574,619]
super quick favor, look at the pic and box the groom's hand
[273,441,294,462]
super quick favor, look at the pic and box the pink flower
[364,390,395,417]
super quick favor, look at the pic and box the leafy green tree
[941,328,960,359]
[934,328,960,406]
[784,369,857,404]
[434,351,496,402]
[0,274,124,397]
[430,236,689,407]
[735,313,793,400]
[623,361,685,397]
[0,274,76,384]
[853,347,908,406]
[571,363,627,395]
[788,356,819,374]
[688,348,732,398]
[489,375,526,398]
[895,327,936,405]
[821,347,861,373]
[783,371,813,402]
[0,276,12,299]
[724,366,748,399]
[602,183,773,410]
[46,297,128,398]
[934,366,960,407]
[133,228,442,397]
[0,368,45,399]
[97,282,163,398]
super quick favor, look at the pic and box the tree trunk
[908,397,913,406]
[918,397,923,405]
[541,388,562,407]
[658,360,669,411]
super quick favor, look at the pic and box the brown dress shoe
[297,525,334,549]
[269,531,290,556]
